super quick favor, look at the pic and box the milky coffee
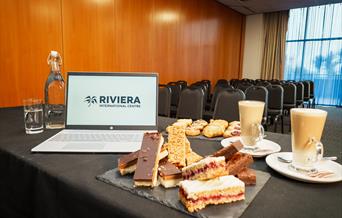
[290,108,327,168]
[239,101,265,146]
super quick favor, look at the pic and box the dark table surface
[0,107,341,218]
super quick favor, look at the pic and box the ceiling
[217,0,342,15]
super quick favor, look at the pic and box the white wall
[242,14,264,79]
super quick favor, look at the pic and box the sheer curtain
[284,3,342,106]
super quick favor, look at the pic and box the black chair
[237,83,253,93]
[269,79,281,85]
[295,82,304,107]
[245,86,269,127]
[210,84,234,111]
[308,80,315,108]
[176,88,204,120]
[167,82,182,116]
[215,79,229,88]
[213,89,245,121]
[281,83,297,114]
[255,80,271,88]
[229,79,239,88]
[158,85,172,117]
[267,85,284,133]
[189,83,208,110]
[302,81,311,107]
[176,80,187,90]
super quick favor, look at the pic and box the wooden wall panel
[0,0,63,107]
[0,0,245,107]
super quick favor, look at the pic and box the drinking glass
[290,108,327,171]
[23,98,44,134]
[239,100,265,147]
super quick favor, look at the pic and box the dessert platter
[266,152,342,183]
[166,119,241,140]
[97,127,271,217]
[221,136,281,158]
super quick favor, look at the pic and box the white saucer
[266,152,342,183]
[221,136,281,158]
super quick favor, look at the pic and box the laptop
[31,72,158,153]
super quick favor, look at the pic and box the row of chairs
[159,79,316,134]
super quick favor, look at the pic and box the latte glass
[290,108,327,171]
[239,100,265,147]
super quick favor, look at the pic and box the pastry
[182,156,228,180]
[158,158,182,188]
[226,152,254,176]
[185,127,201,136]
[229,121,240,127]
[179,175,245,212]
[236,167,256,185]
[223,128,241,138]
[209,119,229,130]
[133,133,164,187]
[175,119,193,126]
[202,125,224,138]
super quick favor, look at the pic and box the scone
[223,128,241,138]
[176,119,193,126]
[202,125,224,138]
[185,127,201,136]
[209,119,229,130]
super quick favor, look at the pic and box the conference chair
[210,84,235,111]
[281,83,297,131]
[255,80,271,88]
[295,82,304,107]
[213,89,245,121]
[245,86,269,128]
[158,85,172,117]
[176,88,204,120]
[176,80,188,91]
[167,82,182,116]
[308,80,315,108]
[237,83,253,93]
[302,81,311,108]
[267,85,284,133]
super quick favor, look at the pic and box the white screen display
[66,73,157,127]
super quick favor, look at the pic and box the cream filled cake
[179,175,245,212]
[182,156,227,180]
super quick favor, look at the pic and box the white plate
[221,136,281,158]
[266,152,342,183]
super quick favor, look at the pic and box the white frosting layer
[182,156,225,172]
[180,175,244,194]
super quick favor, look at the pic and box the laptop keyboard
[51,133,143,142]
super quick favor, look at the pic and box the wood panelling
[0,0,244,107]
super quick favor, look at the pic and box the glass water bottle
[44,51,65,129]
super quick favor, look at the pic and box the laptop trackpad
[63,143,104,150]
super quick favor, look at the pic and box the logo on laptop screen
[84,95,141,108]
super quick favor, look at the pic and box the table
[0,107,341,218]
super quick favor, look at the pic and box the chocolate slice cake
[133,132,164,187]
[158,158,182,188]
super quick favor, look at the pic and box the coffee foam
[238,100,265,107]
[291,108,327,117]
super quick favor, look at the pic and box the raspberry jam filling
[183,162,225,179]
[179,187,243,203]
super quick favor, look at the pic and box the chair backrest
[281,83,297,105]
[308,80,314,98]
[211,84,234,110]
[237,83,253,93]
[213,89,245,121]
[158,86,171,117]
[302,81,310,100]
[167,82,182,106]
[215,79,229,88]
[176,80,187,90]
[189,83,207,109]
[267,85,284,110]
[295,82,304,102]
[176,88,204,119]
[245,86,268,117]
[255,81,271,87]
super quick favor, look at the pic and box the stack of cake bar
[117,126,256,213]
[179,141,255,212]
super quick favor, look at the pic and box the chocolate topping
[118,150,140,169]
[133,133,162,182]
[212,141,243,161]
[158,158,182,178]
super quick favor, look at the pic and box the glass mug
[290,108,327,171]
[238,100,265,147]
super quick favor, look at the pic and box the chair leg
[274,116,278,133]
[281,114,284,134]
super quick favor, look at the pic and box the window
[284,3,342,106]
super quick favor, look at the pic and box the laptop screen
[66,72,158,130]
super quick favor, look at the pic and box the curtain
[284,3,342,106]
[261,11,289,80]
